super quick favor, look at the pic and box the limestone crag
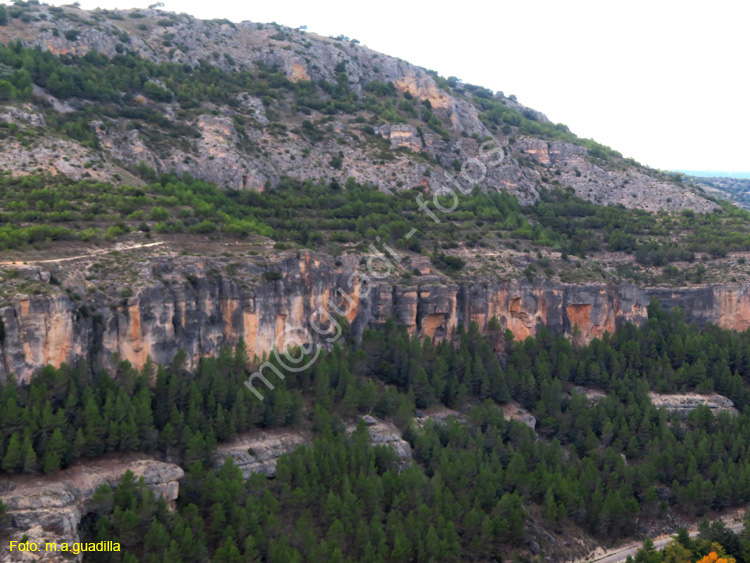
[360,420,413,470]
[515,138,718,213]
[501,402,537,430]
[214,430,309,478]
[379,124,423,153]
[3,251,750,383]
[648,392,739,419]
[0,458,183,562]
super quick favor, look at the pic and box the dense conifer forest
[5,304,750,560]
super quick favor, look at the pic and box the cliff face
[2,251,750,383]
[0,458,183,562]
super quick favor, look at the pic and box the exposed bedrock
[2,251,750,383]
[0,458,183,562]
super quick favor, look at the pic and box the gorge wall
[2,250,750,383]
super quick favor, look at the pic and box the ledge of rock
[364,420,413,470]
[216,419,414,478]
[0,456,184,561]
[214,430,310,478]
[502,401,537,430]
[648,392,739,419]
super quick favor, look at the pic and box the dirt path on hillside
[0,241,165,266]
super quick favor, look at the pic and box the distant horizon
[676,170,750,179]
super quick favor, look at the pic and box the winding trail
[0,241,165,266]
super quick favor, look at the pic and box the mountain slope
[0,2,716,212]
[689,175,750,211]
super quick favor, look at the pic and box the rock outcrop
[379,124,423,153]
[501,402,537,430]
[3,251,750,383]
[361,420,412,470]
[214,430,309,478]
[215,418,413,478]
[0,458,183,562]
[648,392,739,419]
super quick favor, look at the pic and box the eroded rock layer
[0,458,183,562]
[2,251,750,382]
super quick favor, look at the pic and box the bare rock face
[379,124,422,152]
[214,431,309,478]
[215,419,413,478]
[1,525,70,562]
[364,420,412,470]
[515,138,719,213]
[4,252,750,383]
[0,108,127,182]
[415,405,467,427]
[385,63,452,110]
[502,402,537,430]
[0,105,46,127]
[0,458,184,561]
[648,392,739,419]
[236,93,269,126]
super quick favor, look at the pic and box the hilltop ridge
[0,1,717,213]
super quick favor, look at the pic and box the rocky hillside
[690,175,750,211]
[0,1,716,212]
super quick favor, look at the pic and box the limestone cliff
[2,250,750,383]
[0,458,183,562]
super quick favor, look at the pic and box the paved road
[587,523,744,563]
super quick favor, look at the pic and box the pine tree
[543,488,558,522]
[106,419,120,452]
[73,427,87,458]
[357,380,377,413]
[339,383,358,417]
[1,433,22,472]
[42,428,66,474]
[117,508,142,548]
[134,386,156,450]
[390,529,412,560]
[83,395,106,456]
[184,431,206,466]
[243,536,261,563]
[22,435,37,474]
[412,365,433,409]
[314,362,332,410]
[213,537,242,563]
[120,416,140,452]
[163,539,184,563]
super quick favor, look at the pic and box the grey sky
[51,0,750,173]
